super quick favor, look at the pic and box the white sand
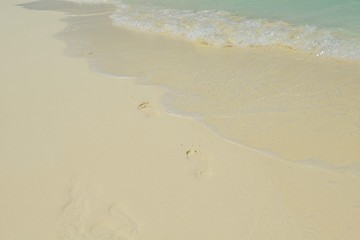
[1,1,360,239]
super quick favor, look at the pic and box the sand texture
[1,1,360,240]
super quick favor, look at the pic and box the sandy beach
[1,0,360,239]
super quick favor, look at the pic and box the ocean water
[67,0,360,60]
[22,0,360,170]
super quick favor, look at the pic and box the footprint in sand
[84,51,93,56]
[90,204,138,240]
[137,101,160,117]
[186,149,212,179]
[59,179,139,240]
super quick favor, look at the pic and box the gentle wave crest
[68,0,360,60]
[66,0,111,3]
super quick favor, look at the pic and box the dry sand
[1,1,360,239]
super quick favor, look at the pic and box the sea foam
[68,0,360,60]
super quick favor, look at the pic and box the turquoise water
[128,0,360,32]
[70,0,360,59]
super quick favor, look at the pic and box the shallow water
[22,0,360,171]
[122,0,360,31]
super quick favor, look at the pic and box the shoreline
[24,0,360,166]
[1,1,360,239]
